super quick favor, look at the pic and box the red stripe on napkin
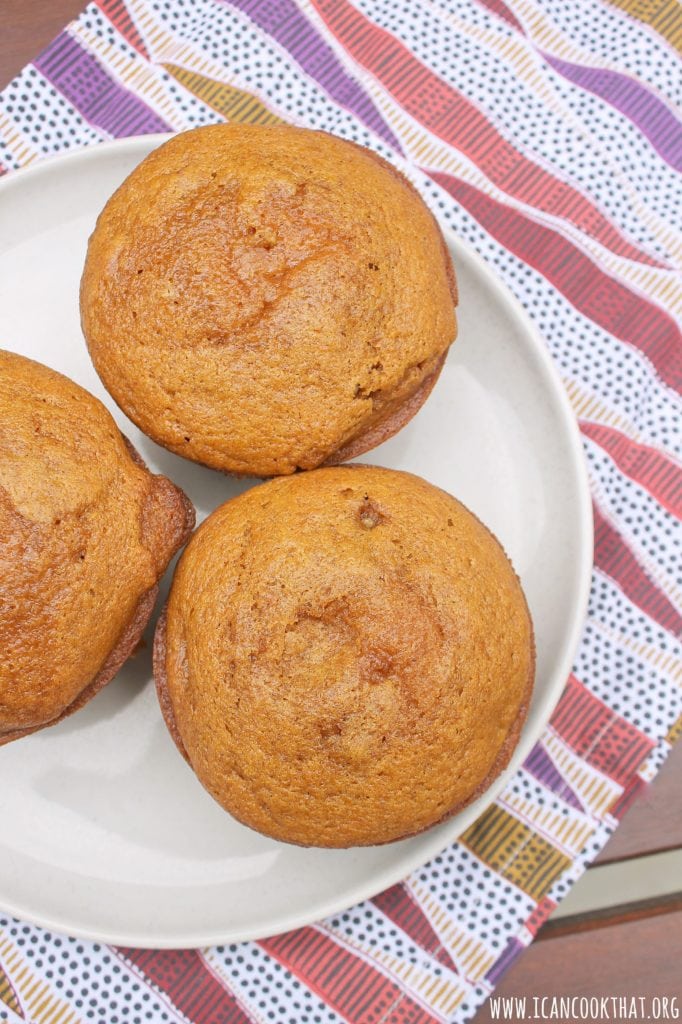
[592,503,682,635]
[429,169,682,393]
[581,420,682,518]
[311,0,667,268]
[261,928,440,1023]
[121,948,252,1024]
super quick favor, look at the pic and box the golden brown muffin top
[81,125,457,477]
[0,350,193,739]
[158,465,534,847]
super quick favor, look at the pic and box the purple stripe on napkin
[524,743,585,812]
[485,937,526,986]
[34,31,170,137]
[545,53,682,171]
[223,0,402,152]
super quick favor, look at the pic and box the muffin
[0,350,195,745]
[81,124,457,477]
[154,465,534,847]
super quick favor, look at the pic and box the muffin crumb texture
[157,465,534,847]
[0,350,194,743]
[81,125,457,476]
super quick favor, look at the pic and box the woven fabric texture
[0,1,680,1021]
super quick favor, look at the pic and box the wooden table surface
[475,742,682,1021]
[3,2,681,1015]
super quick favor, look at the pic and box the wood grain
[474,900,682,1023]
[2,0,86,89]
[596,741,682,865]
[539,891,682,940]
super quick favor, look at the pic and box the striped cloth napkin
[0,1,680,1022]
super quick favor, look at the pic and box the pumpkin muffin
[0,350,195,745]
[81,125,457,477]
[154,465,534,847]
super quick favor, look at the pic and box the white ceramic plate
[0,136,592,948]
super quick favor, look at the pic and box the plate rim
[0,135,593,948]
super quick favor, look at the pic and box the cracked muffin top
[0,350,194,744]
[80,125,457,477]
[154,465,534,847]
